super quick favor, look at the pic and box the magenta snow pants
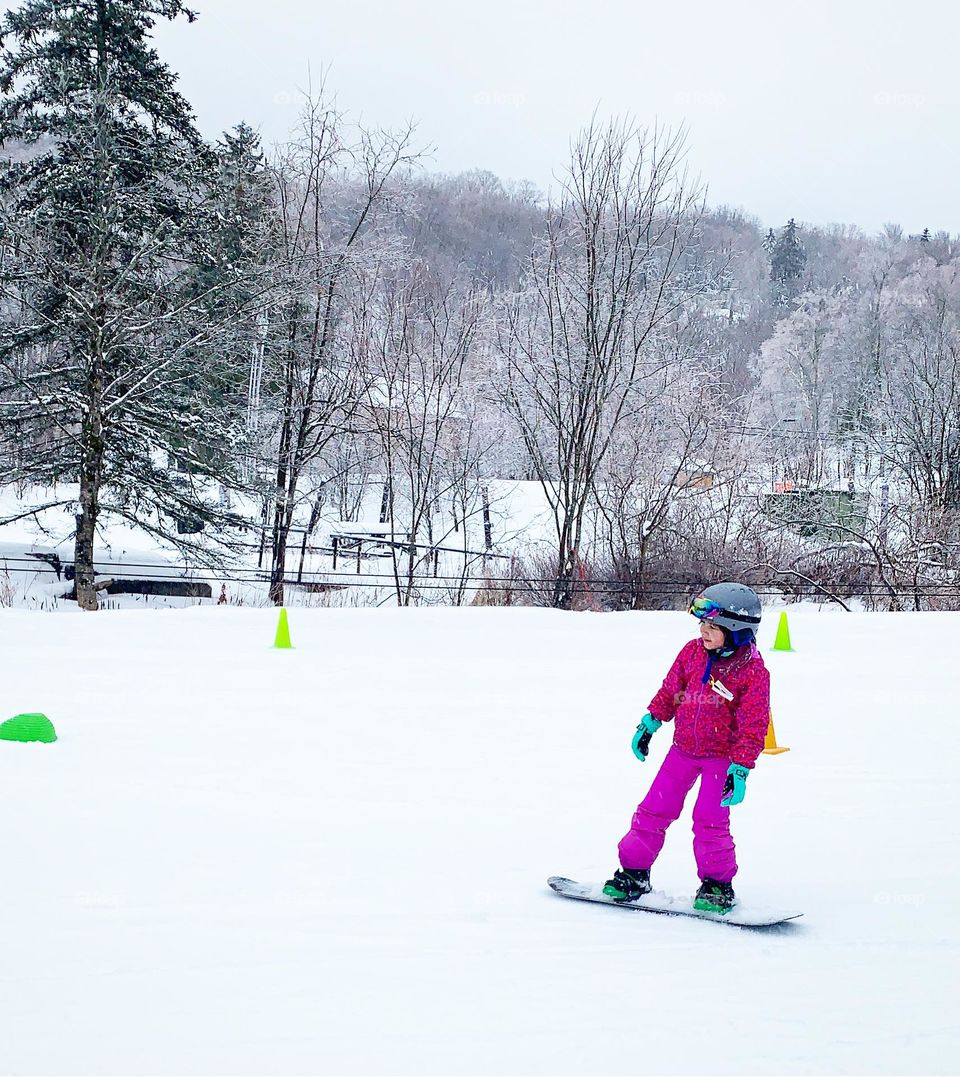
[618,746,737,883]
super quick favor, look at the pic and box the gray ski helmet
[689,582,762,633]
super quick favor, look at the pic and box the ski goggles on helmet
[689,596,725,620]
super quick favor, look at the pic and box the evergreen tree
[0,0,255,609]
[769,218,806,307]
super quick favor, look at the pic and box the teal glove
[720,763,749,807]
[631,713,662,761]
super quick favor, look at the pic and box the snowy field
[0,605,957,1076]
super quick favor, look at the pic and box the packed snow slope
[0,606,956,1076]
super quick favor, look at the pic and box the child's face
[699,621,726,650]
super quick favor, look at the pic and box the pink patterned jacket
[647,638,771,768]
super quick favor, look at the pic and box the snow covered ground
[0,605,957,1075]
[0,479,563,609]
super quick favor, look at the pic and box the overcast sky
[108,1,960,233]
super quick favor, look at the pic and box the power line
[2,557,958,599]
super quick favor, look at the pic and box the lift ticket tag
[709,677,734,701]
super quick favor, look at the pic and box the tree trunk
[74,492,99,611]
[554,494,588,608]
[269,497,293,606]
[75,369,105,611]
[554,541,577,609]
[269,377,296,604]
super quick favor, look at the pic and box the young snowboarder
[604,582,770,912]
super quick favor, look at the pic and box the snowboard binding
[602,867,652,901]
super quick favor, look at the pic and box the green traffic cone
[772,611,794,652]
[273,607,293,649]
[0,713,57,743]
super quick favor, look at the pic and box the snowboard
[548,876,803,928]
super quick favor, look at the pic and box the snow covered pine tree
[0,0,264,607]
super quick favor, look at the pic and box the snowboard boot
[602,867,651,901]
[693,877,735,913]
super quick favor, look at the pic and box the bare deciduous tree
[262,86,423,605]
[366,265,486,605]
[496,118,708,606]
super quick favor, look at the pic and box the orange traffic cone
[762,710,789,755]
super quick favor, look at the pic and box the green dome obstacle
[0,713,57,743]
